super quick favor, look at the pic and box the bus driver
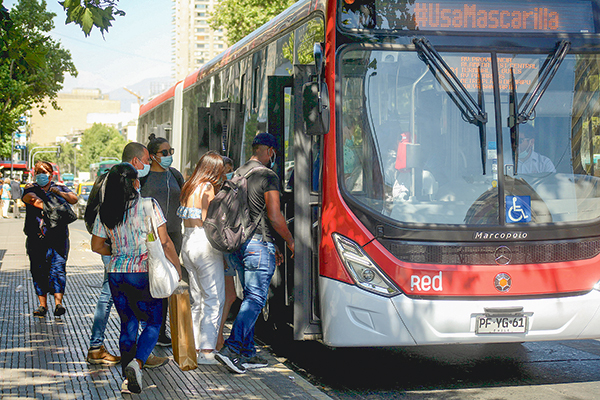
[518,127,556,174]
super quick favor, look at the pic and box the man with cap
[215,132,295,374]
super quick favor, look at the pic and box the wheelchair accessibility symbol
[506,196,531,223]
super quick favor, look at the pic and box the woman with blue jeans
[22,161,78,318]
[91,163,182,394]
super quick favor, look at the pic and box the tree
[0,0,77,158]
[209,0,295,45]
[77,123,127,171]
[59,0,124,37]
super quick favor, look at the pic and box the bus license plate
[476,315,528,334]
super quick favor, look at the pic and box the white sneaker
[121,379,131,394]
[197,350,219,365]
[124,359,143,394]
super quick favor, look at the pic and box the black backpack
[204,166,266,253]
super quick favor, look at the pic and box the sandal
[33,306,47,317]
[54,304,66,317]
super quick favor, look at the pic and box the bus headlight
[332,233,401,297]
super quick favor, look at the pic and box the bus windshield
[340,48,600,226]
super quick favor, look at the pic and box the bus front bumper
[319,277,600,347]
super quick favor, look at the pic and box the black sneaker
[156,334,171,347]
[215,346,246,374]
[241,354,269,369]
[54,304,66,317]
[33,306,47,317]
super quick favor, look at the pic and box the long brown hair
[180,151,225,204]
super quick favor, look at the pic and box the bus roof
[139,0,325,114]
[139,83,181,116]
[182,0,325,89]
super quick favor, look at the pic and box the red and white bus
[139,0,600,347]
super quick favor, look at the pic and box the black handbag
[43,193,77,229]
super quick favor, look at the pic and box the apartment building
[173,0,227,81]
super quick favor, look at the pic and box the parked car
[75,182,94,219]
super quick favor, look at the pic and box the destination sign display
[368,0,595,33]
[444,55,539,91]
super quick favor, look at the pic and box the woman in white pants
[177,151,225,364]
[1,178,11,218]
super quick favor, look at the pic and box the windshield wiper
[414,38,488,174]
[507,40,571,174]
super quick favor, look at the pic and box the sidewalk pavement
[0,217,330,400]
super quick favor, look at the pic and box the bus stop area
[0,217,330,400]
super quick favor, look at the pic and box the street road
[266,326,600,399]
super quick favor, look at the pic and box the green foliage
[77,123,128,171]
[209,0,295,45]
[36,123,127,176]
[59,0,124,37]
[0,0,77,158]
[282,19,325,72]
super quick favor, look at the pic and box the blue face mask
[137,162,150,178]
[36,173,49,186]
[269,150,277,169]
[158,155,173,169]
[225,172,234,180]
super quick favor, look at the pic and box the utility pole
[10,130,14,178]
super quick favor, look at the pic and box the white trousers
[181,226,225,351]
[1,200,9,217]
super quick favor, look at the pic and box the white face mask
[519,139,533,161]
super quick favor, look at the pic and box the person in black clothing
[22,161,77,317]
[140,134,185,347]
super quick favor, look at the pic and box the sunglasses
[156,148,175,157]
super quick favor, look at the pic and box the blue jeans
[89,255,113,348]
[27,236,69,296]
[224,239,276,357]
[109,272,163,376]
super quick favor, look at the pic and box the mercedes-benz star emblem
[494,246,512,265]
[494,273,512,292]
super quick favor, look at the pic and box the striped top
[92,197,166,273]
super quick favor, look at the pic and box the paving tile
[0,219,330,400]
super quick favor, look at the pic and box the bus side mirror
[314,43,324,79]
[303,43,329,135]
[303,81,329,135]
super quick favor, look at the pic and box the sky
[5,0,173,94]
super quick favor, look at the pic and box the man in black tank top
[215,133,295,374]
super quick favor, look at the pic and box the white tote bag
[143,199,179,298]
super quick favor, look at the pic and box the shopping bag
[143,199,179,298]
[169,285,197,371]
